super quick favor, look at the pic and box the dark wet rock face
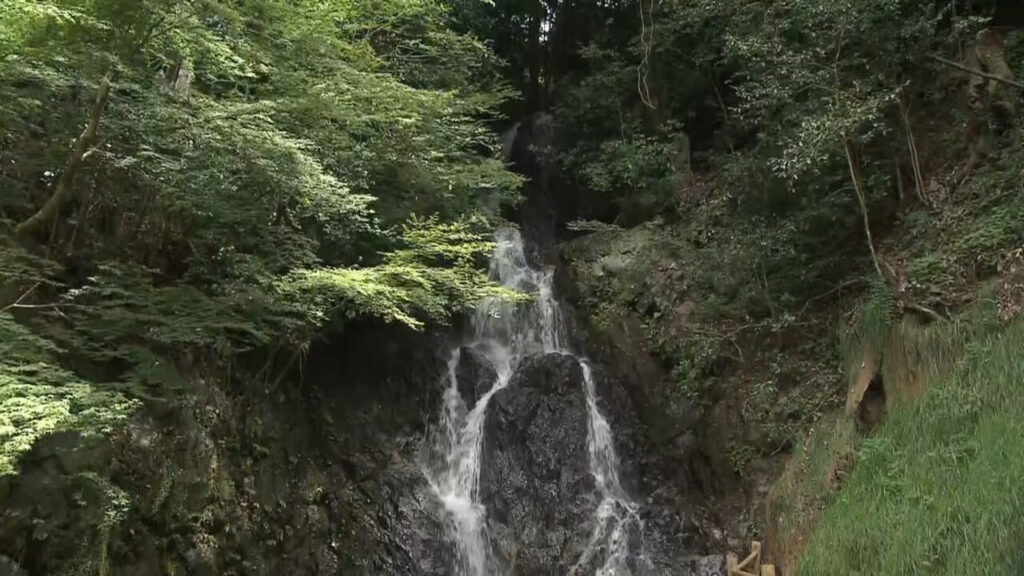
[369,459,451,576]
[456,345,498,407]
[0,322,453,576]
[480,353,594,575]
[476,352,725,576]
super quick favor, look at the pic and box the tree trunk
[16,73,112,239]
[641,51,665,133]
[842,138,885,280]
[898,96,928,207]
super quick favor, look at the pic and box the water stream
[423,227,646,576]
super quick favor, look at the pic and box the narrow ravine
[422,227,647,575]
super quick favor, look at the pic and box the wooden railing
[726,541,777,576]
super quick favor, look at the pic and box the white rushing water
[423,227,646,576]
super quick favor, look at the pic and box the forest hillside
[1,1,1022,575]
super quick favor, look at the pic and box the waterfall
[571,359,646,576]
[423,227,646,576]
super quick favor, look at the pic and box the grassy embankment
[767,138,1024,574]
[797,316,1023,575]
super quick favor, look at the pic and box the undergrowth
[902,139,1024,307]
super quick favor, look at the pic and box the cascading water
[570,359,647,576]
[423,227,647,576]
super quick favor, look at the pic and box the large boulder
[455,346,498,408]
[479,353,596,575]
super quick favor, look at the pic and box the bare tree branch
[1,282,40,313]
[843,138,885,281]
[16,73,113,238]
[929,55,1024,90]
[906,302,948,323]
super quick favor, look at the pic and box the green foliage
[672,357,704,404]
[765,294,1005,570]
[537,0,941,203]
[551,44,693,221]
[0,0,521,475]
[1,0,520,265]
[726,441,758,475]
[0,313,138,476]
[953,195,1024,256]
[0,244,142,476]
[900,138,1024,303]
[850,280,896,355]
[799,318,1024,575]
[280,216,524,329]
[523,0,953,292]
[906,252,953,292]
[717,0,942,175]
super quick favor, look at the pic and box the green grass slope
[798,318,1024,575]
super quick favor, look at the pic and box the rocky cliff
[0,322,454,575]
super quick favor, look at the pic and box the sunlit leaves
[280,216,521,329]
[0,0,521,476]
[0,313,138,476]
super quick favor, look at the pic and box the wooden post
[728,541,776,576]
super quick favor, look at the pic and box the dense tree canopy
[1,0,522,473]
[459,0,1019,289]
